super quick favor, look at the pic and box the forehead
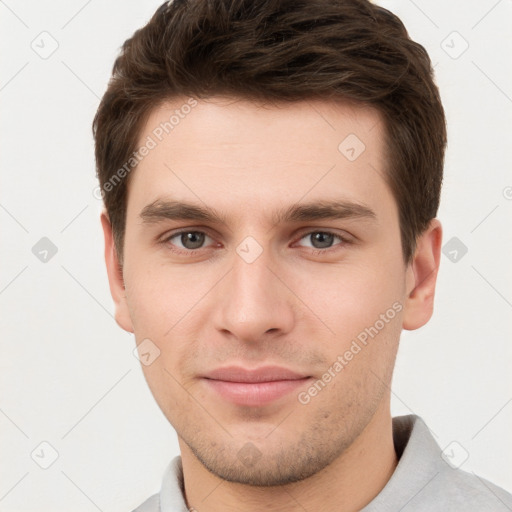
[126,96,395,225]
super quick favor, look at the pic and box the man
[93,0,512,510]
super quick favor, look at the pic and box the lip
[202,366,311,407]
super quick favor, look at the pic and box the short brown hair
[93,0,446,265]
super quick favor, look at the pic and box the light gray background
[1,1,511,511]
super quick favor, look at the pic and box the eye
[295,231,348,251]
[160,228,351,256]
[164,230,215,251]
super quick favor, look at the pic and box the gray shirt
[132,415,512,511]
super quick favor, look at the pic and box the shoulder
[408,415,512,510]
[427,467,512,511]
[364,415,512,511]
[129,456,187,512]
[131,493,159,512]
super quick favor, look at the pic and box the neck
[179,402,397,512]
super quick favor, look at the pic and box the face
[103,96,440,486]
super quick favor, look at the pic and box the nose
[212,244,295,344]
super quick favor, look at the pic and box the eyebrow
[139,198,377,226]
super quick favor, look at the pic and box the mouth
[201,366,312,407]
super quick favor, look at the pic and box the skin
[102,96,442,511]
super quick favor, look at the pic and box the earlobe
[100,211,134,333]
[402,219,443,331]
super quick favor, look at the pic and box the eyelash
[159,229,352,256]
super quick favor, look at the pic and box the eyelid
[294,227,353,242]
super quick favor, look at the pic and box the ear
[402,218,442,331]
[101,211,134,333]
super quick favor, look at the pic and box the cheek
[126,268,197,415]
[124,261,206,377]
[124,259,201,336]
[293,258,404,344]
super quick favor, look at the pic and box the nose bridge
[232,249,271,308]
[213,238,294,341]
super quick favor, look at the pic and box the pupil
[312,232,333,249]
[182,232,204,249]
